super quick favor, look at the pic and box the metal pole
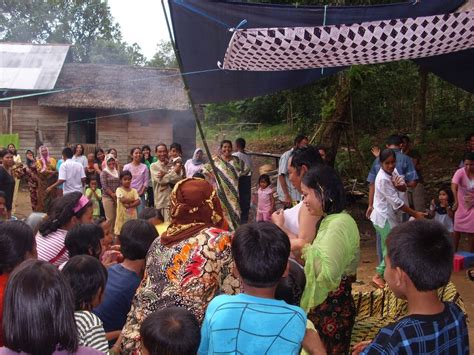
[160,0,238,230]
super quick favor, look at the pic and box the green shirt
[301,212,360,312]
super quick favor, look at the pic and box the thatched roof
[38,63,190,111]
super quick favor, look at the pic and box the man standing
[277,134,308,208]
[47,147,86,195]
[150,143,181,221]
[233,138,253,224]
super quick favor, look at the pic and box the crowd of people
[0,132,472,354]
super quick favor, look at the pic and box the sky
[107,0,172,60]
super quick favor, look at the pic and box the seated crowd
[0,133,472,354]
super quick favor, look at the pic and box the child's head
[0,190,7,217]
[169,142,182,158]
[140,307,200,355]
[89,175,98,189]
[120,170,133,188]
[379,148,396,174]
[139,207,164,226]
[65,223,104,259]
[258,174,271,189]
[38,192,93,236]
[437,187,454,205]
[232,222,290,289]
[235,137,246,150]
[95,217,113,252]
[87,152,95,163]
[275,259,306,306]
[62,255,108,311]
[385,220,453,298]
[3,259,78,354]
[0,220,36,275]
[119,219,158,261]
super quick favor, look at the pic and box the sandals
[467,269,474,282]
[370,274,386,289]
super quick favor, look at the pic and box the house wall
[11,97,68,158]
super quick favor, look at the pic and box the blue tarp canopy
[168,0,472,104]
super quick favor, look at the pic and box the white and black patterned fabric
[222,11,474,71]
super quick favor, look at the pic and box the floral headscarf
[160,177,228,246]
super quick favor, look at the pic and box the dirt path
[13,187,473,344]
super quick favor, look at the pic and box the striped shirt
[36,229,69,267]
[75,311,109,353]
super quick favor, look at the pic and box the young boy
[354,220,469,354]
[93,219,158,344]
[198,222,307,354]
[140,307,201,355]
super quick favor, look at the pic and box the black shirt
[0,166,15,210]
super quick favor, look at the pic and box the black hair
[387,220,453,291]
[0,220,35,275]
[379,148,396,164]
[3,260,78,354]
[302,165,346,214]
[232,222,290,288]
[62,255,108,311]
[220,140,232,149]
[290,145,323,174]
[0,148,12,159]
[192,172,205,179]
[107,148,117,155]
[94,148,105,162]
[275,259,306,306]
[88,174,98,183]
[293,134,308,146]
[119,219,158,260]
[62,147,74,159]
[38,192,92,236]
[139,207,164,222]
[65,224,104,259]
[155,143,167,152]
[386,134,402,146]
[142,145,154,164]
[400,135,410,143]
[235,137,246,149]
[94,216,107,225]
[120,170,133,180]
[170,143,182,154]
[437,186,454,205]
[463,151,474,161]
[140,307,200,355]
[0,190,6,201]
[258,174,271,186]
[7,143,17,156]
[73,144,84,156]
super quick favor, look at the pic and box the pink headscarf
[38,145,50,173]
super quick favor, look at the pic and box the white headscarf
[103,154,119,178]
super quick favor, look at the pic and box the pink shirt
[257,186,273,213]
[452,167,474,233]
[123,163,149,194]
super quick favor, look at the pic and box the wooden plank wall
[97,114,129,162]
[11,97,67,158]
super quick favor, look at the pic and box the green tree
[148,40,177,68]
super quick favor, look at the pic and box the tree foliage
[0,0,144,65]
[147,40,178,68]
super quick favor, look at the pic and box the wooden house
[1,44,196,160]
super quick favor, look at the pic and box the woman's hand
[413,211,427,220]
[271,209,285,227]
[352,340,371,354]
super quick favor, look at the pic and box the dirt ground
[13,187,473,346]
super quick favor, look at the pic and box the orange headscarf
[160,178,228,246]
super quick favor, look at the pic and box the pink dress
[452,167,474,233]
[257,186,273,222]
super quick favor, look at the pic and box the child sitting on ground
[93,219,158,346]
[353,220,469,354]
[138,207,167,235]
[198,222,307,354]
[85,176,102,219]
[140,307,201,355]
[62,255,109,352]
[114,170,140,236]
[256,174,274,222]
[61,224,104,270]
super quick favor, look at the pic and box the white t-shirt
[59,159,85,194]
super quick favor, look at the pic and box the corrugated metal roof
[0,43,70,90]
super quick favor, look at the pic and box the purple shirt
[123,163,149,194]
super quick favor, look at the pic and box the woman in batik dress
[120,178,239,353]
[202,140,247,231]
[35,145,57,212]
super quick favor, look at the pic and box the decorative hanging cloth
[222,10,473,71]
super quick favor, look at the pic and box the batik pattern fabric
[120,227,240,353]
[202,156,244,231]
[35,158,58,213]
[222,10,474,71]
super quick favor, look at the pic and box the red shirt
[0,273,9,347]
